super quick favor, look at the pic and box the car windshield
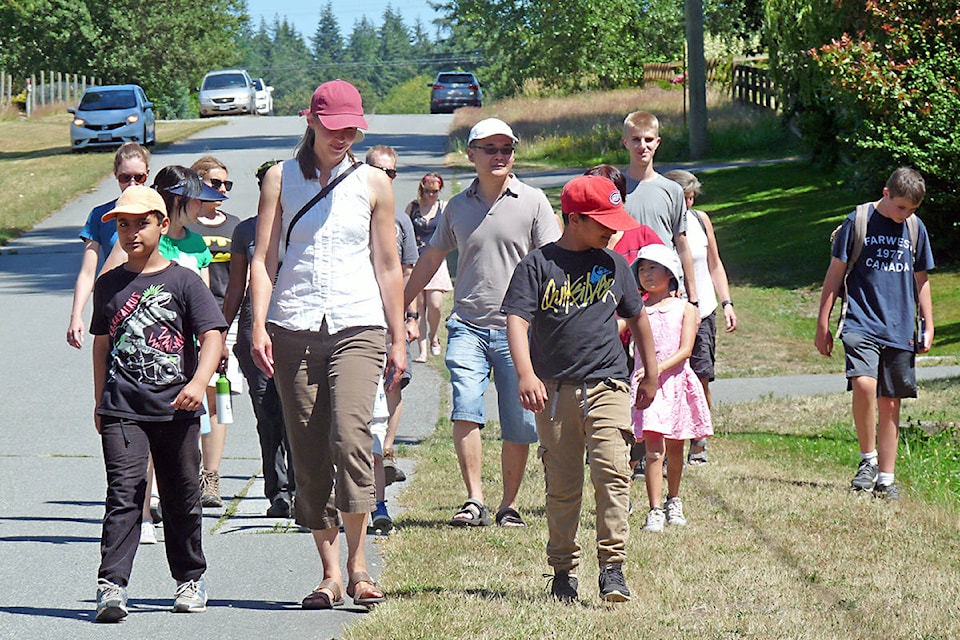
[437,74,476,85]
[253,79,264,91]
[79,90,137,111]
[203,73,247,90]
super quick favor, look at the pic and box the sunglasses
[370,164,397,180]
[208,178,233,192]
[423,189,440,195]
[117,173,148,185]
[470,144,516,156]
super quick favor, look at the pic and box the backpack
[831,202,919,338]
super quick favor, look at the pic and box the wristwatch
[405,312,420,320]
[721,300,734,308]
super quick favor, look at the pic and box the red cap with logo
[560,175,639,231]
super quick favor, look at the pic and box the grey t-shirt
[624,173,687,247]
[430,175,561,329]
[395,208,418,267]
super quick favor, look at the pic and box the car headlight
[73,118,86,127]
[126,114,140,124]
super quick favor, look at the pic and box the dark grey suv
[429,72,482,114]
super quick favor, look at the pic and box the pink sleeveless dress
[631,298,713,440]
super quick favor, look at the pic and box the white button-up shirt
[268,157,385,334]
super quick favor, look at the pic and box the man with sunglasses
[404,118,561,528]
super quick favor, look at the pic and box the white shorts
[370,375,389,456]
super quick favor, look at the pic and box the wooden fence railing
[642,58,780,112]
[1,71,105,116]
[643,59,726,85]
[732,63,778,111]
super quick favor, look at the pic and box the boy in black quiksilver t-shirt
[502,175,658,604]
[90,186,226,622]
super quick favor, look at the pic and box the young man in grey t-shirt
[404,118,561,528]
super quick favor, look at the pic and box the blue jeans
[444,316,537,445]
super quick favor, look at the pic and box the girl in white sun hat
[630,243,712,533]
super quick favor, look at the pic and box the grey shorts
[690,311,716,381]
[841,331,917,398]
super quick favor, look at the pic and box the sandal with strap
[448,498,492,527]
[302,579,344,609]
[347,571,385,607]
[495,506,527,527]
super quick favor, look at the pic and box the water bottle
[215,373,234,424]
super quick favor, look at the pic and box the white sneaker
[140,521,158,545]
[643,507,665,532]
[664,497,687,526]
[173,577,207,613]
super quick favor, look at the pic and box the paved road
[0,114,449,639]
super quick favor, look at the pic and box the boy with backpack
[815,167,935,500]
[91,185,226,621]
[502,175,658,603]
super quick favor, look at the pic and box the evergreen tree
[311,2,344,71]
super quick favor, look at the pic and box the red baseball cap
[560,175,639,231]
[299,79,368,136]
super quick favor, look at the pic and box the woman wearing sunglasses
[67,142,151,349]
[406,172,452,361]
[188,155,243,510]
[250,79,404,610]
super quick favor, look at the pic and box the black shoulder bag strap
[284,161,361,251]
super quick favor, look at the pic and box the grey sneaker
[598,563,631,602]
[200,470,223,508]
[172,578,207,613]
[643,507,665,532]
[851,459,878,491]
[548,570,579,603]
[873,483,901,501]
[95,578,128,623]
[664,497,687,526]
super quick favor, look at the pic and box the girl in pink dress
[630,244,712,532]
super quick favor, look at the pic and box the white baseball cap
[468,118,518,145]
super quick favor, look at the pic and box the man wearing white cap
[404,118,561,528]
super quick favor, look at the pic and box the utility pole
[685,0,708,159]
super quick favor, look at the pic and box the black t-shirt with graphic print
[91,262,227,421]
[501,243,643,382]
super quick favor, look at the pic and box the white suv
[198,69,256,117]
[253,78,273,115]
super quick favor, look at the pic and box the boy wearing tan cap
[502,175,658,604]
[91,185,226,622]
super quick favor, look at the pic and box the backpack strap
[691,209,708,235]
[835,202,873,338]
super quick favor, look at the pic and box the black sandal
[448,498,492,527]
[495,506,526,527]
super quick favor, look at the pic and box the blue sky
[244,0,443,40]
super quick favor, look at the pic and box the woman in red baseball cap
[249,79,405,610]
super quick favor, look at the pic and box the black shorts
[841,331,916,398]
[690,311,716,381]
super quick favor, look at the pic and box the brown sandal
[347,571,385,607]
[301,579,344,609]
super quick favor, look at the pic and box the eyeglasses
[208,178,233,192]
[423,189,440,195]
[469,144,516,157]
[117,173,148,185]
[370,164,397,180]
